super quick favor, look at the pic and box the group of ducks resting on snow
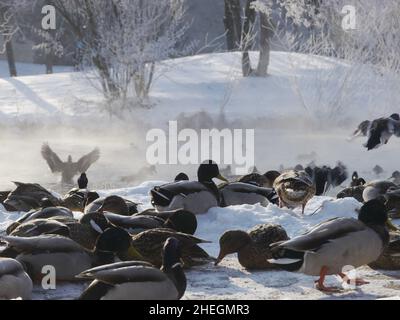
[1,161,400,299]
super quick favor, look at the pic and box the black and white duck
[78,237,186,300]
[268,200,389,292]
[150,161,228,215]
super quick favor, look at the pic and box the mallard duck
[0,258,32,300]
[219,182,275,207]
[362,180,397,202]
[41,143,100,185]
[336,185,365,203]
[6,206,74,235]
[100,227,213,268]
[384,187,400,219]
[105,209,197,235]
[85,195,138,216]
[350,171,366,187]
[78,173,88,189]
[7,212,111,251]
[78,237,186,300]
[62,189,99,212]
[269,199,389,292]
[369,234,400,270]
[3,182,61,212]
[364,113,400,150]
[215,224,289,269]
[150,160,228,215]
[273,170,316,214]
[0,226,143,282]
[390,171,400,186]
[237,170,281,188]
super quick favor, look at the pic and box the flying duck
[268,199,389,292]
[41,143,100,185]
[364,113,400,150]
[273,170,316,214]
[0,258,33,300]
[215,224,289,269]
[150,161,228,215]
[78,237,186,300]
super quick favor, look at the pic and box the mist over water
[0,112,399,194]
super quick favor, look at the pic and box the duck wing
[150,181,209,206]
[41,143,64,172]
[77,261,158,283]
[74,148,100,173]
[271,218,365,253]
[0,234,85,253]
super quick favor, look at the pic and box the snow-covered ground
[1,52,400,299]
[2,182,400,300]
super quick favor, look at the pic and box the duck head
[197,160,228,183]
[161,237,182,271]
[358,199,388,227]
[390,113,400,121]
[215,230,252,266]
[94,227,143,263]
[162,209,197,235]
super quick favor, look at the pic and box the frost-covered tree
[48,0,189,110]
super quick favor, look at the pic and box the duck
[0,258,33,300]
[3,182,61,212]
[364,113,400,150]
[101,227,213,268]
[0,226,143,282]
[78,237,186,300]
[336,185,365,203]
[215,224,289,269]
[350,171,366,187]
[383,187,400,219]
[85,195,138,216]
[7,212,111,251]
[62,173,100,212]
[273,170,316,214]
[237,170,280,188]
[105,209,197,235]
[389,171,400,185]
[362,180,397,202]
[150,160,228,215]
[41,143,100,185]
[6,204,74,235]
[268,199,389,292]
[369,233,400,270]
[219,182,276,207]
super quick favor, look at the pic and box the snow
[1,51,400,299]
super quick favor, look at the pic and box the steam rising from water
[0,111,399,193]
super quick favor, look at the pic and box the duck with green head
[78,237,186,300]
[150,160,228,215]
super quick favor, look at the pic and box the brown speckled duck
[215,224,289,269]
[273,170,316,214]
